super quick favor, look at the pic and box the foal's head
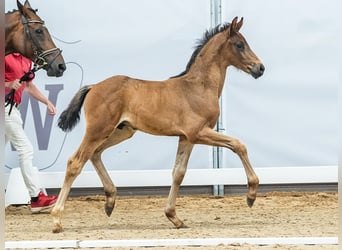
[6,0,66,77]
[224,17,265,79]
[171,16,265,80]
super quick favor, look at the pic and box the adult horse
[5,0,66,77]
[52,17,265,233]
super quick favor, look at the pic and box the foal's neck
[185,35,230,97]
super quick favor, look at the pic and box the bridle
[20,11,62,70]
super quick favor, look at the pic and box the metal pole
[210,0,224,196]
[210,0,222,27]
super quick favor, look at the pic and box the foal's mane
[6,8,37,15]
[170,22,231,78]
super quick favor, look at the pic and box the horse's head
[14,0,66,77]
[225,17,264,79]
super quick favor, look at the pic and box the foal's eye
[35,28,43,34]
[235,41,245,51]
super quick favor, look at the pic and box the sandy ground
[5,191,338,249]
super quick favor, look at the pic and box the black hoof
[176,223,189,229]
[247,197,255,208]
[105,205,114,217]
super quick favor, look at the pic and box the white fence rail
[5,166,337,189]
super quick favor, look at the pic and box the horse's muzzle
[249,63,265,79]
[46,63,66,77]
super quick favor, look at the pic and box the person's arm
[25,81,56,115]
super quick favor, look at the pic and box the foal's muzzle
[249,63,265,79]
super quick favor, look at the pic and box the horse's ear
[17,0,24,13]
[23,0,32,9]
[236,17,244,31]
[229,16,243,36]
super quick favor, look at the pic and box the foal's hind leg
[165,136,194,228]
[51,146,94,233]
[90,125,136,217]
[195,127,259,207]
[52,127,116,233]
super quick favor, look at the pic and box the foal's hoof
[105,205,114,217]
[246,197,255,208]
[175,222,188,229]
[52,224,63,234]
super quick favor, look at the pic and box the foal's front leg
[165,137,194,228]
[196,127,259,207]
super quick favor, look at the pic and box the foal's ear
[229,16,244,35]
[236,17,244,31]
[23,0,32,9]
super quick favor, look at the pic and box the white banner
[5,0,212,173]
[5,1,338,184]
[220,0,338,168]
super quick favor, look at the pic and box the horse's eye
[35,28,43,34]
[235,41,245,51]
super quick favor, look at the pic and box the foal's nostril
[259,64,265,73]
[250,63,265,79]
[59,63,66,72]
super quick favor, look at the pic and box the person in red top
[5,53,58,213]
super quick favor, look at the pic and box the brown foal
[52,17,265,233]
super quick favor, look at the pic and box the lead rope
[5,62,46,115]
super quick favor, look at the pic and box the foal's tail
[58,85,92,132]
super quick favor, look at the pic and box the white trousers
[5,105,41,197]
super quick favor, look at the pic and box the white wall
[221,0,338,169]
[5,0,212,173]
[5,0,338,185]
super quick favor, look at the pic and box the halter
[20,13,62,70]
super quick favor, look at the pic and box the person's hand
[9,79,22,90]
[47,101,57,115]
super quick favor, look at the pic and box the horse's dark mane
[6,9,18,14]
[5,8,37,15]
[170,22,231,79]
